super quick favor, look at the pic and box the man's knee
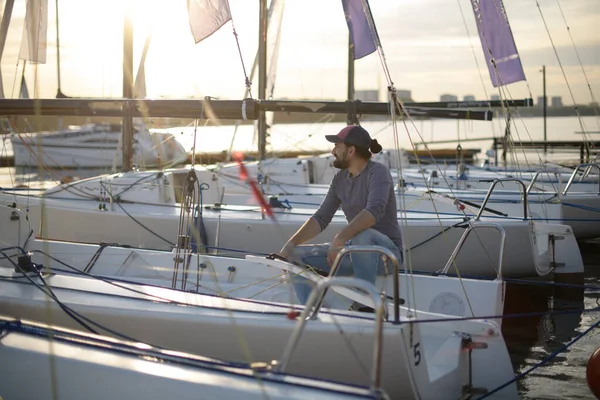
[349,229,377,246]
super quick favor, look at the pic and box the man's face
[332,143,350,169]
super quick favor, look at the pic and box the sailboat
[0,160,583,278]
[1,202,507,322]
[0,315,388,400]
[0,201,519,399]
[10,121,188,168]
[5,0,188,169]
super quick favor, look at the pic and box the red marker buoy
[588,347,600,399]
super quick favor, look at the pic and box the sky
[0,0,598,105]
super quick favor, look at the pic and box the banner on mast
[187,0,232,44]
[19,0,48,63]
[341,0,379,59]
[471,0,526,87]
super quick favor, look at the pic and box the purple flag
[471,0,526,87]
[341,0,378,59]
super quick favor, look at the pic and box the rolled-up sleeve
[364,165,392,222]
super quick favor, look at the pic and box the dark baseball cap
[325,125,372,149]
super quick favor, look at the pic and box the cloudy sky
[1,0,598,105]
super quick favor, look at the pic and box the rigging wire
[535,0,593,150]
[226,0,253,99]
[555,0,600,132]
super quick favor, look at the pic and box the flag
[19,75,30,99]
[19,0,48,63]
[471,0,526,87]
[233,152,275,221]
[341,0,379,59]
[187,0,232,44]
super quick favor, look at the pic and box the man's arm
[281,174,341,257]
[333,209,376,243]
[327,165,391,264]
[280,217,323,256]
[327,210,376,264]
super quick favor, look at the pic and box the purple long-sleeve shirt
[311,161,402,248]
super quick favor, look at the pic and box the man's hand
[279,242,296,258]
[327,236,346,266]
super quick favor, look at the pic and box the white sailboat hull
[0,317,380,400]
[10,126,187,168]
[0,236,505,324]
[7,194,581,277]
[0,268,518,399]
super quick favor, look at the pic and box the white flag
[19,0,48,63]
[187,0,232,44]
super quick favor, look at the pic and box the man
[279,124,403,305]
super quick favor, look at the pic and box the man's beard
[333,157,349,169]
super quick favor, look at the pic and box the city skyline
[0,0,598,105]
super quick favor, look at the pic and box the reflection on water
[502,239,599,399]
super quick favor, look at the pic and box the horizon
[0,0,598,105]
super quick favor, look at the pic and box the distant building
[397,89,412,102]
[490,94,500,101]
[463,95,476,102]
[440,94,458,102]
[537,96,547,107]
[551,96,563,107]
[355,89,379,102]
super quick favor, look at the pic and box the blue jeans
[290,229,403,305]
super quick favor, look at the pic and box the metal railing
[276,276,387,392]
[475,178,529,220]
[439,222,506,279]
[562,163,600,195]
[317,245,401,323]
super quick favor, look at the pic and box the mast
[122,3,134,171]
[0,0,15,98]
[257,0,268,161]
[347,35,355,113]
[55,0,66,98]
[542,65,547,154]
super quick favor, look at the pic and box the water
[502,240,599,399]
[155,115,600,158]
[1,116,600,398]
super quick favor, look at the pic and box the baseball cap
[325,125,373,150]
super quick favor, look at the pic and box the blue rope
[562,201,600,213]
[404,306,600,325]
[476,316,600,399]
